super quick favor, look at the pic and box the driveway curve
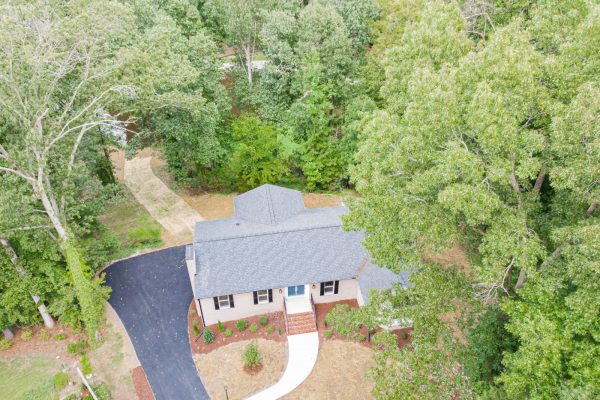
[104,246,208,400]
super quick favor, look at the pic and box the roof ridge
[196,223,344,243]
[264,184,275,224]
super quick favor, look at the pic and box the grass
[0,355,62,400]
[98,187,163,260]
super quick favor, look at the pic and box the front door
[287,285,305,297]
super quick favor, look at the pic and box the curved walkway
[246,332,319,400]
[104,246,209,400]
[124,156,202,239]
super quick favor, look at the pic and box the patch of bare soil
[302,193,342,208]
[424,244,473,275]
[0,324,82,361]
[195,339,286,400]
[132,366,154,400]
[188,302,286,354]
[284,340,375,400]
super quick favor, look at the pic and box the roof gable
[233,184,304,225]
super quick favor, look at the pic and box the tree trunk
[515,268,526,289]
[532,164,546,195]
[244,46,253,85]
[0,237,55,329]
[2,328,14,340]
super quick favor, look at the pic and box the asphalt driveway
[104,246,209,400]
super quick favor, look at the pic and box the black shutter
[229,294,235,308]
[320,282,325,296]
[334,280,339,294]
[213,297,220,310]
[268,289,273,303]
[253,291,258,305]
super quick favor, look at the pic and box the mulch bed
[0,324,85,361]
[187,301,286,354]
[315,299,413,349]
[132,366,154,400]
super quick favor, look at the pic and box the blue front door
[287,285,305,296]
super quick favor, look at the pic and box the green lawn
[0,356,61,400]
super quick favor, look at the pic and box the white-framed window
[257,289,269,304]
[217,295,231,309]
[323,281,335,295]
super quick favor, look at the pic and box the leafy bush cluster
[203,329,215,344]
[235,320,248,331]
[242,340,262,368]
[53,371,69,390]
[258,316,268,326]
[0,338,11,350]
[67,339,89,355]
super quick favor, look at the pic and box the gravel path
[123,156,202,240]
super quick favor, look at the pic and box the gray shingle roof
[358,263,411,303]
[193,184,409,299]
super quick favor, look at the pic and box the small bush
[266,326,274,334]
[217,320,225,332]
[188,307,196,316]
[242,340,262,368]
[278,326,282,335]
[249,324,258,333]
[55,333,67,340]
[0,338,12,350]
[92,383,111,400]
[127,222,161,247]
[224,328,233,337]
[258,316,268,326]
[192,323,200,337]
[67,339,88,355]
[53,371,69,390]
[236,320,248,331]
[324,330,333,338]
[399,332,409,340]
[39,330,51,341]
[203,329,215,344]
[357,334,367,342]
[81,355,93,375]
[20,329,32,341]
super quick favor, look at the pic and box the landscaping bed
[132,366,154,400]
[187,302,286,354]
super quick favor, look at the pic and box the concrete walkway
[123,156,203,239]
[246,332,319,400]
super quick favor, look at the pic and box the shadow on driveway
[104,246,208,400]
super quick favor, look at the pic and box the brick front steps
[286,311,317,335]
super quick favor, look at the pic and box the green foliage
[228,114,287,190]
[53,371,69,390]
[91,383,111,400]
[20,328,32,341]
[324,330,333,338]
[203,329,215,344]
[224,328,233,338]
[249,324,258,333]
[356,333,366,342]
[39,330,50,341]
[216,320,225,332]
[0,338,11,350]
[81,355,93,375]
[236,320,248,331]
[258,316,268,326]
[265,326,274,334]
[193,323,200,337]
[278,326,282,335]
[54,333,67,341]
[126,221,161,247]
[67,339,89,355]
[242,340,262,368]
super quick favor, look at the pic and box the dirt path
[124,156,203,241]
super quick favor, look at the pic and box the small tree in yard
[243,340,262,369]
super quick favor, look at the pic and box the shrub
[324,330,333,338]
[0,338,12,350]
[81,355,93,375]
[55,333,67,340]
[193,323,200,337]
[53,371,69,390]
[249,324,258,333]
[278,326,282,335]
[242,340,262,368]
[217,320,225,332]
[203,329,215,344]
[357,334,367,342]
[39,330,51,341]
[224,329,233,337]
[399,332,409,340]
[20,328,32,341]
[67,339,89,355]
[258,316,268,326]
[236,320,248,331]
[188,307,195,316]
[127,222,161,247]
[266,326,274,334]
[92,383,111,400]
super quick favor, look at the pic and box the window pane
[218,295,230,308]
[297,285,305,295]
[257,290,268,303]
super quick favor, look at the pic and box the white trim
[323,281,335,295]
[217,295,231,309]
[285,284,308,298]
[257,289,269,304]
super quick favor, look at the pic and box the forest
[0,0,598,399]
